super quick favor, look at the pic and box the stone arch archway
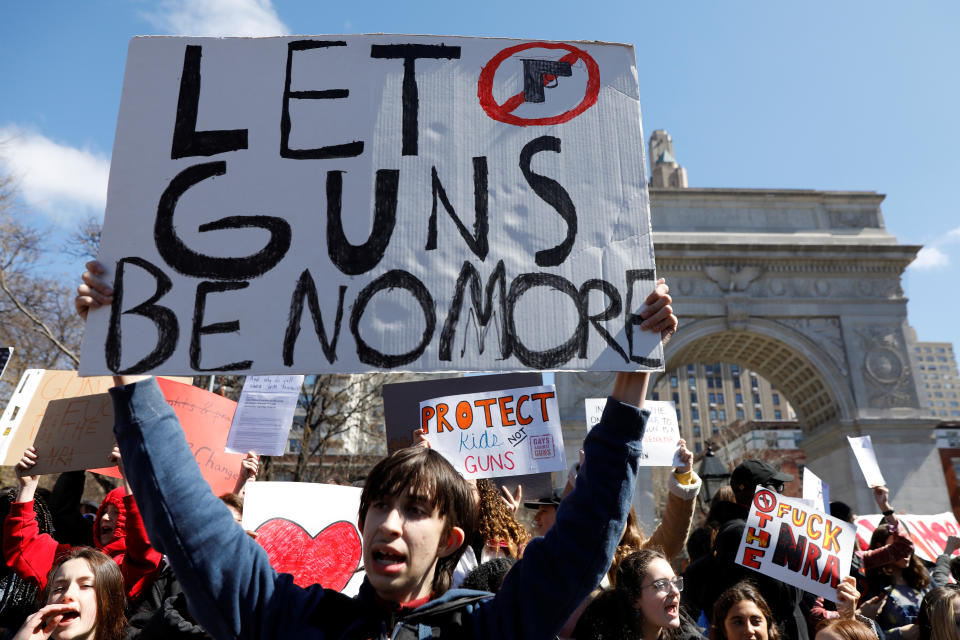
[558,187,949,516]
[661,317,856,430]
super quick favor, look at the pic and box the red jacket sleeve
[120,493,163,601]
[3,500,68,590]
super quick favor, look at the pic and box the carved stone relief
[662,274,903,301]
[854,326,919,409]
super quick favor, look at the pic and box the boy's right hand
[75,260,112,321]
[16,447,39,485]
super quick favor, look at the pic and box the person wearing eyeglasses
[573,548,697,640]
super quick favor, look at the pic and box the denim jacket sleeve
[470,397,647,639]
[110,378,326,640]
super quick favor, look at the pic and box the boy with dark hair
[77,261,677,639]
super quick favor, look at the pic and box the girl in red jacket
[3,446,161,602]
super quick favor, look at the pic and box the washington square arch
[556,131,949,519]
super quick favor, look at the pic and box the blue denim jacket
[111,378,646,640]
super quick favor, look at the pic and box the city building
[905,328,960,419]
[649,362,797,456]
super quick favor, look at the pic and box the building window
[690,392,698,403]
[709,393,716,404]
[774,410,782,420]
[688,376,696,390]
[670,376,678,388]
[733,377,741,389]
[736,393,743,404]
[652,392,659,401]
[693,425,701,437]
[712,425,719,435]
[717,393,725,404]
[732,364,740,374]
[673,392,680,404]
[687,364,695,374]
[737,408,745,419]
[692,408,700,420]
[695,442,702,454]
[772,394,780,406]
[714,376,723,387]
[719,409,726,420]
[707,377,715,389]
[753,393,761,404]
[288,439,302,454]
[710,409,718,421]
[706,364,714,375]
[676,408,682,420]
[755,409,763,420]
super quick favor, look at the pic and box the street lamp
[698,443,731,510]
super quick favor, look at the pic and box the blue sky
[2,1,959,352]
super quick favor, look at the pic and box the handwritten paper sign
[244,481,364,596]
[854,512,960,563]
[29,394,117,475]
[802,467,830,514]
[226,375,304,455]
[420,385,565,479]
[0,369,191,468]
[79,35,660,376]
[585,398,680,467]
[847,435,886,488]
[737,487,855,601]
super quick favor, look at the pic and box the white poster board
[79,35,659,376]
[847,435,886,487]
[420,385,565,479]
[802,467,830,513]
[226,375,304,455]
[736,487,855,601]
[243,481,364,595]
[585,397,680,466]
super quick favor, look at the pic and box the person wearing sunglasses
[573,548,694,640]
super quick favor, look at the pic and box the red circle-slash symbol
[478,42,600,126]
[753,489,777,513]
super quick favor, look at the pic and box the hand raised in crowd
[15,447,40,503]
[873,485,898,525]
[858,591,887,620]
[74,260,112,321]
[12,603,82,640]
[110,444,134,496]
[945,534,960,555]
[675,439,693,474]
[412,428,431,448]
[232,451,260,497]
[500,484,522,515]
[835,576,859,619]
[639,278,677,346]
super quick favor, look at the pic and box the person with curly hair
[472,478,530,561]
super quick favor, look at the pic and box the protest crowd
[0,263,953,640]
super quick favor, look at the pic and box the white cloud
[946,227,960,241]
[146,0,289,37]
[0,126,109,223]
[911,246,950,270]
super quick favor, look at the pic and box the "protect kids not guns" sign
[736,488,856,601]
[420,385,566,479]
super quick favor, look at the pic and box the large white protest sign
[79,35,659,376]
[226,375,304,455]
[847,435,886,487]
[420,385,565,479]
[244,482,364,596]
[855,512,960,563]
[737,488,855,601]
[586,397,680,466]
[802,467,830,513]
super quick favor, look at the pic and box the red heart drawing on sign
[255,518,362,591]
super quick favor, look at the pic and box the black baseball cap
[523,488,563,509]
[731,459,793,493]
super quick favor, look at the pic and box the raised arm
[3,448,62,588]
[476,279,677,638]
